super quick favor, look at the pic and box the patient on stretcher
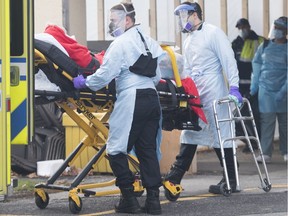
[34,24,206,131]
[35,24,104,93]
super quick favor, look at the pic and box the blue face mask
[273,29,285,39]
[109,22,125,37]
[182,21,194,33]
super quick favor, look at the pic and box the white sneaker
[256,155,271,164]
[284,154,288,162]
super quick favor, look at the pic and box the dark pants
[171,144,237,181]
[109,88,162,189]
[214,148,238,180]
[235,93,261,145]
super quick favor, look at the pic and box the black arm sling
[129,30,158,77]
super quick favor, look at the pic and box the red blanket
[44,25,92,68]
[44,25,104,69]
[180,78,208,124]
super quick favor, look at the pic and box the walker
[212,97,272,196]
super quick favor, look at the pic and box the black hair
[182,1,202,20]
[111,2,136,23]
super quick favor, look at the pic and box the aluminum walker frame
[212,97,272,196]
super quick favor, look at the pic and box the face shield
[108,10,127,37]
[174,3,198,33]
[268,17,288,39]
[176,10,194,33]
[268,25,287,39]
[108,4,135,38]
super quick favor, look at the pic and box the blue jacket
[251,40,287,113]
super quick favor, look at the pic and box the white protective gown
[85,25,164,156]
[181,22,239,148]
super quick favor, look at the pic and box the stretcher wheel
[164,188,180,202]
[35,191,49,209]
[220,183,232,197]
[262,178,272,192]
[69,196,82,214]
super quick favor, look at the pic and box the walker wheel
[164,188,180,202]
[220,183,232,197]
[69,196,82,214]
[35,191,49,209]
[262,178,272,192]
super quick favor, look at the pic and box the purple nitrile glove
[228,86,243,107]
[73,75,87,89]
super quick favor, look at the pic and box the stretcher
[33,39,203,214]
[213,98,272,196]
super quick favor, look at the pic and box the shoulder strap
[137,30,149,52]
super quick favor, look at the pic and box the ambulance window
[10,66,20,86]
[10,0,24,56]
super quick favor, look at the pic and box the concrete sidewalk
[180,140,287,196]
[0,141,287,216]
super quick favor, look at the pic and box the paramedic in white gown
[164,2,243,195]
[73,2,164,215]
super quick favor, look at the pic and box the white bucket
[37,159,64,177]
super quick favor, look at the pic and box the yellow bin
[63,112,113,173]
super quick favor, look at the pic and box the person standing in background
[250,16,287,163]
[232,18,264,153]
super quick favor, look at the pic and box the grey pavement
[0,141,287,215]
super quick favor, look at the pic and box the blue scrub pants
[260,112,287,157]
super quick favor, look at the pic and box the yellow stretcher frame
[34,96,144,213]
[33,44,192,214]
[161,45,182,88]
[34,49,146,214]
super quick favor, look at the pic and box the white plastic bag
[159,51,187,79]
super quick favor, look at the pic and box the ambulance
[0,0,34,200]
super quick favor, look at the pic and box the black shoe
[142,189,161,215]
[251,140,259,150]
[164,165,185,185]
[242,140,259,153]
[115,188,141,214]
[115,197,141,214]
[208,178,240,194]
